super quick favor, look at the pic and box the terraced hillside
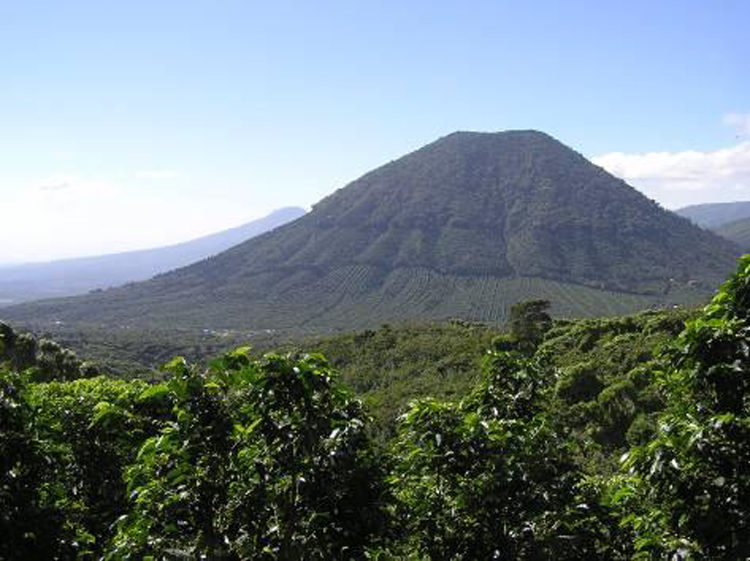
[2,131,739,333]
[10,268,683,333]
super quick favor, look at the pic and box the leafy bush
[389,351,608,560]
[0,368,167,560]
[0,369,63,560]
[620,256,750,559]
[108,350,388,561]
[556,361,605,404]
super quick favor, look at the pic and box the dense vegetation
[3,131,735,333]
[10,313,684,442]
[295,322,500,433]
[4,256,749,559]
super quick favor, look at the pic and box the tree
[508,300,553,354]
[0,321,98,382]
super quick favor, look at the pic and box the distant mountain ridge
[0,207,305,305]
[675,201,750,229]
[713,216,750,250]
[3,131,739,332]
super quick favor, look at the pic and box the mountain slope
[0,207,305,305]
[675,201,750,229]
[713,216,750,250]
[3,131,739,332]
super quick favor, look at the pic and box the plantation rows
[16,256,701,337]
[298,267,662,327]
[10,266,703,378]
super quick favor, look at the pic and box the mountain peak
[440,129,551,138]
[3,131,739,332]
[427,129,561,148]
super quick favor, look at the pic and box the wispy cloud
[39,181,72,192]
[723,112,750,136]
[593,141,750,209]
[33,174,118,203]
[135,170,179,179]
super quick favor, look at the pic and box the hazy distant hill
[713,216,750,250]
[675,201,750,229]
[0,207,304,306]
[3,131,739,332]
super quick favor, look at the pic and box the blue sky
[1,0,748,262]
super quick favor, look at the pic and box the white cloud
[592,141,750,209]
[135,170,179,179]
[723,112,750,136]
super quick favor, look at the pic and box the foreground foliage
[618,256,750,559]
[389,351,589,560]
